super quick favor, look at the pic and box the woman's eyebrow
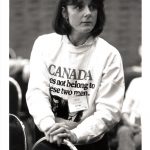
[76,2,83,6]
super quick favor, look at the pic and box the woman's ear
[62,7,68,20]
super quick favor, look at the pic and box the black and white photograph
[1,0,149,150]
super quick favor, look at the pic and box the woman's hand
[131,124,141,134]
[55,117,79,129]
[45,123,77,146]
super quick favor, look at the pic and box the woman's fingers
[50,127,68,135]
[48,133,70,145]
[45,123,72,145]
[47,123,68,135]
[56,133,69,144]
[44,123,77,145]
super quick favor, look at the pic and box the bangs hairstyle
[52,0,105,37]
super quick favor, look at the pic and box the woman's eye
[75,4,84,10]
[73,3,97,11]
[89,4,97,10]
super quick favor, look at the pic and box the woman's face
[63,0,98,35]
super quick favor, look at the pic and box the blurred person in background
[124,46,142,91]
[117,45,143,150]
[117,46,142,150]
[117,77,142,150]
[26,0,125,150]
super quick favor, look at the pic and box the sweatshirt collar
[62,35,97,53]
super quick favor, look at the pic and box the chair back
[9,114,27,150]
[32,137,78,150]
[9,77,22,115]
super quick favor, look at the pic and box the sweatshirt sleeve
[26,36,55,132]
[71,51,125,144]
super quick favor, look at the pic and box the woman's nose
[84,6,91,16]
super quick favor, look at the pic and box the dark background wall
[10,0,141,68]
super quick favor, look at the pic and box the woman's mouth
[82,21,91,24]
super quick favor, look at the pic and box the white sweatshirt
[26,33,125,144]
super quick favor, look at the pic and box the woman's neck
[68,32,90,46]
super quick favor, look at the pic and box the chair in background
[9,77,22,115]
[32,137,77,150]
[9,77,36,150]
[9,113,27,150]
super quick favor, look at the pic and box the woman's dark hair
[53,0,105,37]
